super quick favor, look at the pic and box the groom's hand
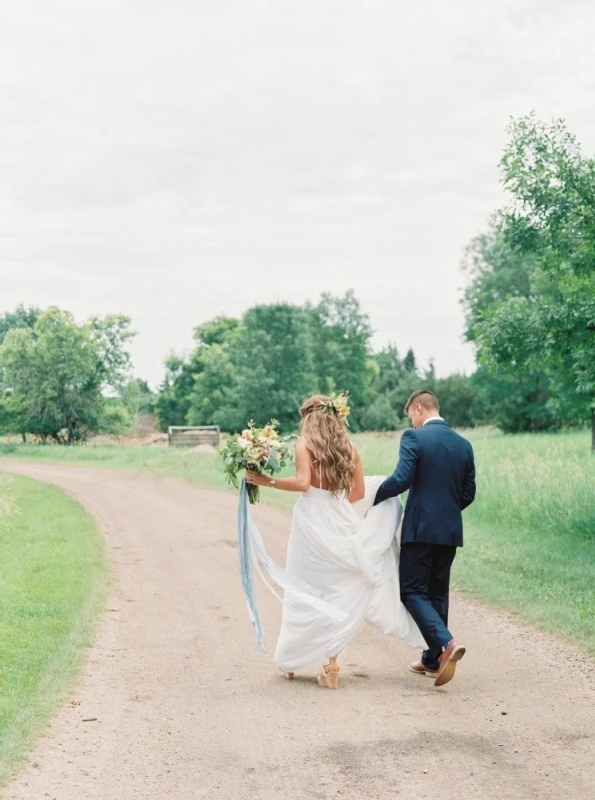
[373,429,419,505]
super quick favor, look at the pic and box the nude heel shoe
[318,656,340,689]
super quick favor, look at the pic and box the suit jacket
[373,420,476,547]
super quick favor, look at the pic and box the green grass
[0,474,109,785]
[1,428,594,655]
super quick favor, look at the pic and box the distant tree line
[153,290,491,434]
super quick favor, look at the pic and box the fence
[167,425,221,447]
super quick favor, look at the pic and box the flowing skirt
[275,477,425,672]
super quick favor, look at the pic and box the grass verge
[0,474,109,785]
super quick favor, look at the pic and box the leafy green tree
[232,304,317,431]
[461,220,554,431]
[402,347,416,373]
[362,345,408,430]
[194,315,240,347]
[0,305,41,410]
[467,367,557,432]
[360,394,400,432]
[307,291,373,429]
[0,307,134,442]
[472,115,595,446]
[0,304,40,345]
[156,317,241,431]
[433,373,477,429]
[186,315,241,427]
[135,379,156,414]
[154,354,198,431]
[187,343,240,429]
[99,399,135,435]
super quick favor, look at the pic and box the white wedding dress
[274,476,425,672]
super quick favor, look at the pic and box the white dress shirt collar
[423,415,444,425]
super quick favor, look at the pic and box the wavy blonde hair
[299,395,355,497]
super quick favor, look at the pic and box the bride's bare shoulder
[296,438,317,465]
[295,437,310,455]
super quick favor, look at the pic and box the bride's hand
[246,470,265,486]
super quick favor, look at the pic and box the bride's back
[299,394,355,497]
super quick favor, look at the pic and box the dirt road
[2,462,594,799]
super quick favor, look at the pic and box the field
[1,427,594,655]
[0,474,109,783]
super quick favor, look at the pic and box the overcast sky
[2,1,594,389]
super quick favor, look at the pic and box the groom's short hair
[404,390,440,414]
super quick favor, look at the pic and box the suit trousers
[399,542,457,669]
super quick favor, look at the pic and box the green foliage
[0,304,40,346]
[187,342,243,430]
[156,292,486,434]
[360,394,400,432]
[232,304,318,431]
[468,367,556,433]
[180,292,374,434]
[0,307,135,442]
[306,291,373,429]
[402,347,416,373]
[154,353,199,431]
[134,379,156,414]
[463,114,595,442]
[98,400,134,436]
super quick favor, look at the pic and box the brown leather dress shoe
[409,661,439,677]
[434,639,466,687]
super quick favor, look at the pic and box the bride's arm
[347,446,365,503]
[246,438,312,493]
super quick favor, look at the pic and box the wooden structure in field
[168,425,221,448]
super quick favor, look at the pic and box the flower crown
[319,391,351,425]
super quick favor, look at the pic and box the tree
[307,291,373,429]
[360,394,400,432]
[0,304,40,345]
[461,220,555,432]
[472,115,595,446]
[402,347,416,373]
[154,354,198,431]
[134,379,156,414]
[232,304,317,431]
[0,307,134,442]
[186,343,240,429]
[0,305,41,410]
[433,373,477,429]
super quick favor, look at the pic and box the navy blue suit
[374,420,476,667]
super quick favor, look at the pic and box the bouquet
[219,419,297,504]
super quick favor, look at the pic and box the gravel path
[2,462,594,799]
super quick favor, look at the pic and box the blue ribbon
[236,478,348,654]
[237,478,265,650]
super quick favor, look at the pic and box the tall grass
[455,429,595,653]
[0,475,109,784]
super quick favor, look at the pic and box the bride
[246,393,424,689]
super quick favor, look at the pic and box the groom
[374,390,476,687]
